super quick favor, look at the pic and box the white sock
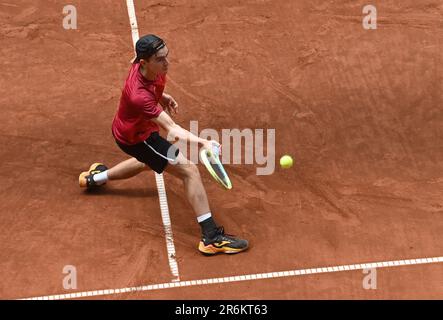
[92,171,108,185]
[197,212,212,223]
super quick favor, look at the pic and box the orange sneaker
[79,163,108,189]
[198,227,249,255]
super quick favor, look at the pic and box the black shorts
[115,132,179,174]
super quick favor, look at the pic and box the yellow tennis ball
[280,155,293,169]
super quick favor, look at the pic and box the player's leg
[164,152,210,216]
[79,157,149,189]
[107,157,150,180]
[165,153,248,255]
[79,135,157,189]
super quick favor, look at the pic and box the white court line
[155,173,180,281]
[126,0,139,47]
[125,0,180,282]
[20,256,443,300]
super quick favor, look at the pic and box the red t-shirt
[112,63,165,145]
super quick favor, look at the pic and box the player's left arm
[160,93,178,115]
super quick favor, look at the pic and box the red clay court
[0,0,442,299]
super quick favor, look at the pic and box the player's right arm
[151,111,217,151]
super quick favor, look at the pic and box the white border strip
[20,256,443,300]
[126,0,180,282]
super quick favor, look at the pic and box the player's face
[141,46,169,75]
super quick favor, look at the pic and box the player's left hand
[161,94,179,115]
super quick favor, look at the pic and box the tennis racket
[200,145,232,190]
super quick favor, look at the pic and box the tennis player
[79,34,248,255]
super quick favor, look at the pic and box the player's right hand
[202,139,221,157]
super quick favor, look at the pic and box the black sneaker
[198,226,249,255]
[79,163,108,189]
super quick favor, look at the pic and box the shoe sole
[198,242,249,255]
[79,163,105,188]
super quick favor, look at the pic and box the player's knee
[190,163,200,177]
[183,163,199,179]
